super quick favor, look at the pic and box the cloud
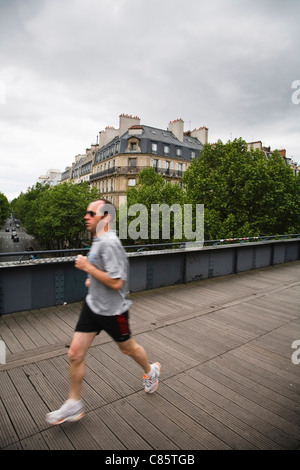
[0,0,299,201]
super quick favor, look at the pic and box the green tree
[0,192,10,224]
[11,183,100,249]
[183,138,300,239]
[35,182,100,248]
[123,168,185,244]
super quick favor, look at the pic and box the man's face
[84,201,104,235]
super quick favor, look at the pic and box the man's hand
[75,254,123,291]
[75,254,91,273]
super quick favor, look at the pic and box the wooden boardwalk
[0,261,299,451]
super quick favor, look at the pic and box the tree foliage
[124,168,185,244]
[9,139,300,248]
[11,183,100,249]
[183,138,300,239]
[0,192,10,224]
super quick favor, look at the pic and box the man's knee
[118,338,136,356]
[68,344,84,363]
[68,332,96,363]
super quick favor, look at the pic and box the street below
[0,216,40,262]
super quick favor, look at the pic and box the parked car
[13,236,19,242]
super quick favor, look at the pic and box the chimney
[98,126,119,148]
[190,126,208,145]
[168,119,184,142]
[278,149,286,158]
[119,114,140,137]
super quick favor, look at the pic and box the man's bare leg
[118,338,161,393]
[117,338,153,373]
[68,331,97,401]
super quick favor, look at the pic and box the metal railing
[0,235,299,315]
[89,166,183,181]
[0,234,299,265]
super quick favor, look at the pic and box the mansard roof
[123,125,203,150]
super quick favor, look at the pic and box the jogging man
[46,199,160,425]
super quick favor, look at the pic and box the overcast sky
[0,0,299,201]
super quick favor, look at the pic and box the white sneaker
[143,362,161,393]
[46,399,84,425]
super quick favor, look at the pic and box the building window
[152,159,158,169]
[152,142,158,153]
[164,161,170,174]
[129,158,137,167]
[191,151,196,159]
[128,178,136,186]
[176,147,182,157]
[164,145,170,155]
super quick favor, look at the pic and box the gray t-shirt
[86,231,131,316]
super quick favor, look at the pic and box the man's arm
[75,255,123,291]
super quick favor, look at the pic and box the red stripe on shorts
[117,313,129,335]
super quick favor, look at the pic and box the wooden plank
[178,317,244,354]
[126,392,205,450]
[135,331,197,373]
[2,315,36,351]
[88,345,141,391]
[79,411,126,450]
[14,315,49,348]
[20,433,49,450]
[167,372,284,450]
[185,367,299,449]
[108,397,178,450]
[231,344,300,385]
[162,379,256,450]
[59,418,101,450]
[93,404,152,450]
[148,328,206,363]
[0,320,24,354]
[81,352,122,404]
[24,312,59,346]
[8,367,50,431]
[23,362,69,411]
[132,386,231,450]
[41,426,75,450]
[82,348,136,398]
[204,356,300,413]
[0,397,19,449]
[0,371,39,443]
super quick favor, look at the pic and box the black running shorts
[75,300,131,343]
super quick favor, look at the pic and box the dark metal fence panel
[0,239,299,315]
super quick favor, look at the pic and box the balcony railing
[90,166,183,181]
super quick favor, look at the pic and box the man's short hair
[97,199,116,221]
